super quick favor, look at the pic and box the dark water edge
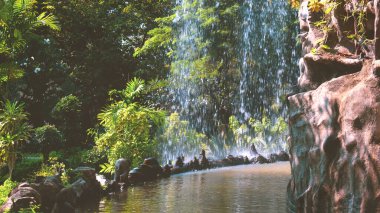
[79,162,290,213]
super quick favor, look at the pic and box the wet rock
[114,158,130,184]
[298,53,362,91]
[288,60,380,211]
[222,155,245,166]
[200,150,210,169]
[174,156,184,168]
[128,158,163,183]
[277,151,289,161]
[0,183,41,212]
[252,155,270,164]
[269,154,279,163]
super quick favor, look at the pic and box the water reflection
[98,162,290,213]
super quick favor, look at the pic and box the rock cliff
[287,0,380,212]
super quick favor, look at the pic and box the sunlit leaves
[94,78,166,167]
[36,12,60,31]
[289,0,300,9]
[308,0,324,13]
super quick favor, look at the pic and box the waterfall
[235,0,299,152]
[161,0,208,163]
[160,0,299,163]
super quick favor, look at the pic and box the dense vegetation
[0,0,299,205]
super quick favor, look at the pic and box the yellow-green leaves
[308,0,324,13]
[289,0,300,9]
[37,12,60,31]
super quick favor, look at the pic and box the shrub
[52,95,82,147]
[34,124,63,163]
[94,78,166,170]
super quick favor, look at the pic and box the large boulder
[114,158,130,183]
[287,61,380,212]
[31,176,63,211]
[128,158,163,183]
[52,167,102,212]
[0,183,41,212]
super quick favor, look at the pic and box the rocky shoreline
[0,149,289,212]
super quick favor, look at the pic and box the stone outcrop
[288,61,380,212]
[288,0,380,212]
[298,53,362,90]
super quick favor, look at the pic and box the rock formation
[287,0,380,212]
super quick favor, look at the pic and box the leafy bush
[52,95,82,119]
[34,124,63,162]
[0,179,18,205]
[94,78,166,170]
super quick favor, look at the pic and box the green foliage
[94,78,166,168]
[0,0,59,98]
[0,178,18,205]
[35,156,68,185]
[0,100,31,179]
[229,115,288,151]
[34,124,63,162]
[52,95,82,147]
[99,162,113,175]
[52,95,81,120]
[158,113,209,160]
[134,14,175,57]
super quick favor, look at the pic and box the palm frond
[124,77,145,101]
[36,12,60,31]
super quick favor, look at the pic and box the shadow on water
[95,162,290,213]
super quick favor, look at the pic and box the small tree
[0,100,31,180]
[52,95,82,147]
[34,124,63,163]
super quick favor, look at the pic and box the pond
[92,162,290,213]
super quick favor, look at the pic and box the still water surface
[98,162,290,213]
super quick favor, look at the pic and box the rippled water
[95,162,290,213]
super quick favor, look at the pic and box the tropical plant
[94,78,166,170]
[34,124,63,162]
[0,0,60,98]
[0,100,31,179]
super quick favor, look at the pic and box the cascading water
[161,0,299,163]
[234,0,299,153]
[161,0,208,163]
